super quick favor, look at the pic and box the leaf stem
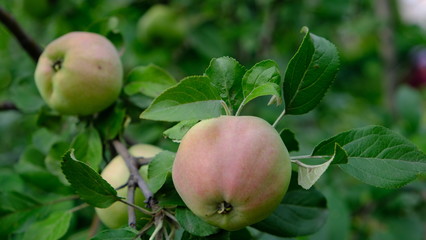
[118,199,152,215]
[272,108,286,128]
[220,101,232,116]
[235,102,245,116]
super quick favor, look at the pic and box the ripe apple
[95,144,162,229]
[172,116,292,231]
[34,32,123,116]
[137,4,187,47]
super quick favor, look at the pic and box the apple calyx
[217,201,233,215]
[52,60,62,72]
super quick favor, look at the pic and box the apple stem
[272,108,286,128]
[52,60,62,72]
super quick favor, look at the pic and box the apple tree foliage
[1,1,426,240]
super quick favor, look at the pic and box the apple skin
[172,116,292,231]
[95,144,162,229]
[34,32,123,116]
[137,5,187,47]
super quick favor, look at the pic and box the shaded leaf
[22,211,72,240]
[124,64,176,98]
[252,173,328,237]
[91,227,138,240]
[280,129,299,152]
[71,127,102,171]
[163,120,199,142]
[140,76,223,122]
[176,208,220,237]
[147,151,175,193]
[61,151,119,208]
[240,60,282,109]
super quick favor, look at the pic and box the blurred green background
[1,0,425,239]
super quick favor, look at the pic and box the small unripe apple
[172,116,292,231]
[34,32,123,116]
[137,5,187,47]
[95,144,162,229]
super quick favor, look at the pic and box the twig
[126,176,137,228]
[87,215,100,240]
[112,140,154,203]
[0,7,43,62]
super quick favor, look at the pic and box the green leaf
[61,151,119,208]
[163,120,199,142]
[45,141,70,185]
[296,144,347,189]
[240,60,282,111]
[140,76,223,122]
[22,211,72,240]
[176,208,220,237]
[181,231,230,240]
[15,147,64,192]
[280,128,299,152]
[124,64,176,98]
[205,56,246,113]
[283,27,340,115]
[95,102,127,140]
[147,151,175,193]
[32,128,60,154]
[313,125,426,188]
[252,173,328,237]
[71,127,102,171]
[91,227,138,240]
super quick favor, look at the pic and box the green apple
[137,4,187,47]
[34,32,123,116]
[172,116,292,231]
[95,144,162,229]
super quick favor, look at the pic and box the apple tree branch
[0,7,42,62]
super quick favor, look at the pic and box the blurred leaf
[176,208,220,237]
[91,227,138,240]
[147,151,175,193]
[45,142,70,185]
[229,228,252,240]
[313,125,426,188]
[181,231,230,240]
[22,211,72,240]
[71,127,102,171]
[0,191,41,235]
[297,144,347,189]
[140,76,223,122]
[205,57,246,113]
[125,64,176,98]
[283,27,340,115]
[9,75,44,113]
[0,168,25,192]
[252,173,328,237]
[395,85,422,135]
[163,120,199,142]
[240,60,282,111]
[279,128,299,152]
[32,128,60,154]
[95,102,126,140]
[15,147,64,191]
[61,151,119,208]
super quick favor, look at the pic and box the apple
[95,144,162,229]
[172,116,292,231]
[34,32,123,116]
[137,5,187,47]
